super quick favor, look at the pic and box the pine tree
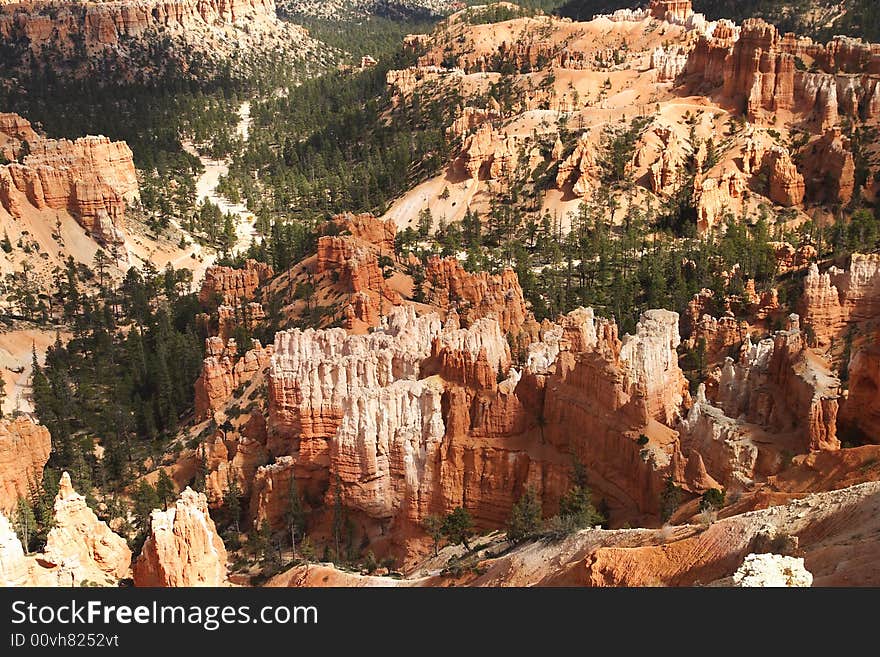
[507,486,542,544]
[422,514,444,557]
[285,476,306,557]
[223,470,242,534]
[13,497,37,554]
[156,470,175,511]
[441,507,474,550]
[133,480,160,533]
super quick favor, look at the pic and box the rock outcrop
[732,552,813,587]
[133,488,227,587]
[0,512,28,586]
[765,146,805,206]
[800,128,855,205]
[199,260,274,306]
[0,416,51,513]
[315,214,403,331]
[455,123,521,181]
[556,131,599,198]
[712,318,839,452]
[801,254,880,348]
[685,18,880,128]
[843,337,880,443]
[649,0,693,24]
[651,45,689,82]
[0,118,137,244]
[0,0,302,86]
[693,167,748,233]
[40,473,132,586]
[193,337,273,421]
[423,256,528,334]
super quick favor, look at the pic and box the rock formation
[40,473,132,586]
[0,512,28,586]
[199,259,274,306]
[0,116,138,244]
[706,317,839,452]
[315,214,403,331]
[801,255,880,348]
[732,552,813,587]
[133,487,227,587]
[556,131,600,198]
[0,416,51,513]
[193,337,273,421]
[651,45,689,82]
[800,128,855,205]
[0,0,309,86]
[455,123,521,180]
[765,146,805,206]
[842,337,880,443]
[693,167,748,233]
[423,256,527,334]
[685,18,880,128]
[649,0,693,24]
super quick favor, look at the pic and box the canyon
[2,0,880,590]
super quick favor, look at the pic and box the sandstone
[732,552,812,587]
[694,167,747,233]
[133,487,227,587]
[556,131,599,198]
[41,473,132,585]
[199,259,273,307]
[800,128,855,204]
[0,127,137,244]
[765,146,805,206]
[424,256,527,334]
[651,45,689,82]
[649,0,693,24]
[801,255,880,348]
[0,512,28,586]
[0,416,51,513]
[194,338,272,421]
[456,123,520,181]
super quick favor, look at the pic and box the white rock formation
[733,553,813,587]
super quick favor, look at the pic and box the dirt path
[179,101,259,282]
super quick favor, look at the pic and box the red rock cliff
[0,416,51,513]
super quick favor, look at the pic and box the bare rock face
[0,416,51,513]
[765,146,805,207]
[715,320,840,452]
[315,213,403,331]
[133,488,227,587]
[0,512,29,586]
[649,0,693,23]
[0,0,290,85]
[556,131,600,198]
[800,128,855,205]
[647,127,689,195]
[843,337,880,443]
[447,106,501,140]
[199,259,274,307]
[0,112,39,160]
[651,45,689,82]
[194,337,273,421]
[693,167,748,233]
[732,553,813,587]
[41,473,132,585]
[456,123,520,181]
[0,121,137,244]
[801,255,880,348]
[685,18,879,128]
[424,256,528,335]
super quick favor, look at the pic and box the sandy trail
[179,101,259,282]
